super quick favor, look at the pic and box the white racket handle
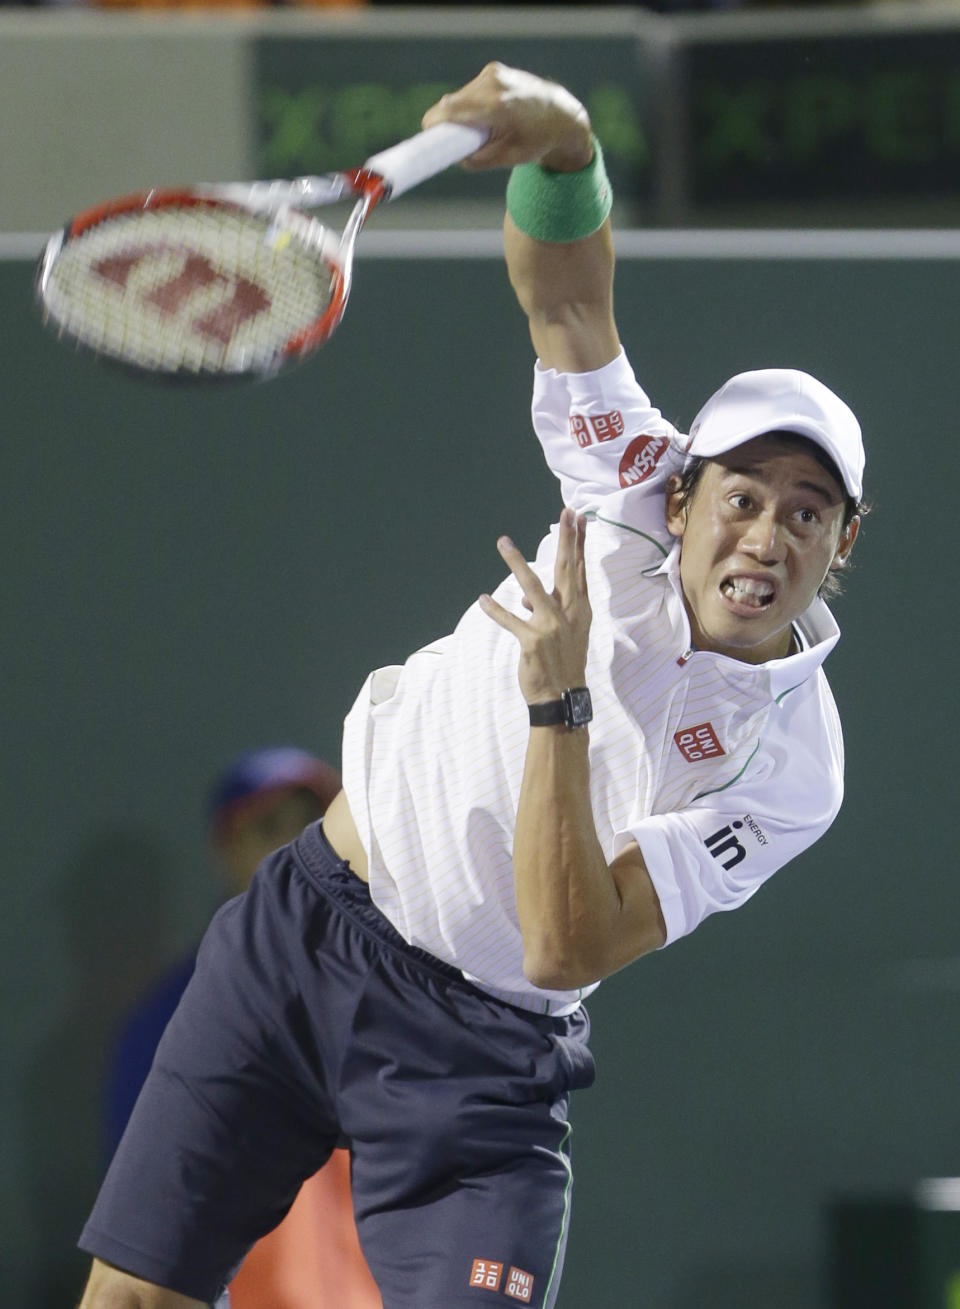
[364,122,489,200]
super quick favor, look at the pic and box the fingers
[476,532,546,637]
[480,510,588,625]
[477,590,526,638]
[481,511,592,704]
[495,533,546,602]
[553,507,589,598]
[420,63,591,172]
[420,64,507,157]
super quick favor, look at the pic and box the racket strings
[41,204,339,376]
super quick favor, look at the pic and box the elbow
[522,943,601,993]
[521,917,666,991]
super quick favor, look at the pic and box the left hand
[479,507,592,705]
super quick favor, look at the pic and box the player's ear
[665,474,686,540]
[829,514,860,571]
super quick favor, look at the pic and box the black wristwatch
[528,687,593,730]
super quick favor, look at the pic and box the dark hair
[672,434,870,600]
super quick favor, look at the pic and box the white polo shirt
[341,351,845,1015]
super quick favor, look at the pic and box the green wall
[3,248,958,1308]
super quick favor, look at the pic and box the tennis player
[77,63,865,1309]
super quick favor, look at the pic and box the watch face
[564,687,593,727]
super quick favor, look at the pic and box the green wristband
[506,138,612,243]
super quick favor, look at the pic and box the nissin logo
[704,822,747,870]
[618,434,669,487]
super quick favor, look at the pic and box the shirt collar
[652,543,840,701]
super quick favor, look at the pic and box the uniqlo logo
[469,1259,503,1292]
[590,410,624,442]
[618,433,669,487]
[569,409,625,448]
[570,413,592,448]
[674,722,725,762]
[505,1267,535,1302]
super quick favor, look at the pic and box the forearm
[421,63,620,374]
[482,512,665,988]
[513,725,622,990]
[504,212,619,373]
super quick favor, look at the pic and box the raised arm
[425,66,664,989]
[479,509,666,990]
[422,63,620,373]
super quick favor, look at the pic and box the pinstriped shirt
[341,352,845,1015]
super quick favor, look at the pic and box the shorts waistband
[291,820,582,1020]
[292,819,476,992]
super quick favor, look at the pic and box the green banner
[254,35,651,205]
[686,31,960,209]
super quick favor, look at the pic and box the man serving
[79,62,864,1309]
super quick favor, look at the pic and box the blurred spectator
[104,746,341,1148]
[105,746,380,1309]
[23,828,179,1308]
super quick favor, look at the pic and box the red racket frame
[44,167,389,376]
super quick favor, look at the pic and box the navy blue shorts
[80,820,595,1307]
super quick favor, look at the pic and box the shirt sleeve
[623,698,845,945]
[531,349,685,527]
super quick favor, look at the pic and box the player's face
[665,436,859,664]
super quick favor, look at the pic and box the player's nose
[738,510,785,564]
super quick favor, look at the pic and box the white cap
[687,368,864,500]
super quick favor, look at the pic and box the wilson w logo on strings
[92,245,271,344]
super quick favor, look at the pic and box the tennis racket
[35,121,487,381]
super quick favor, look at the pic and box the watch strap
[528,699,567,727]
[528,687,593,730]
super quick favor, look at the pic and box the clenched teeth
[722,577,775,608]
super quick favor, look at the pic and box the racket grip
[365,123,489,200]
